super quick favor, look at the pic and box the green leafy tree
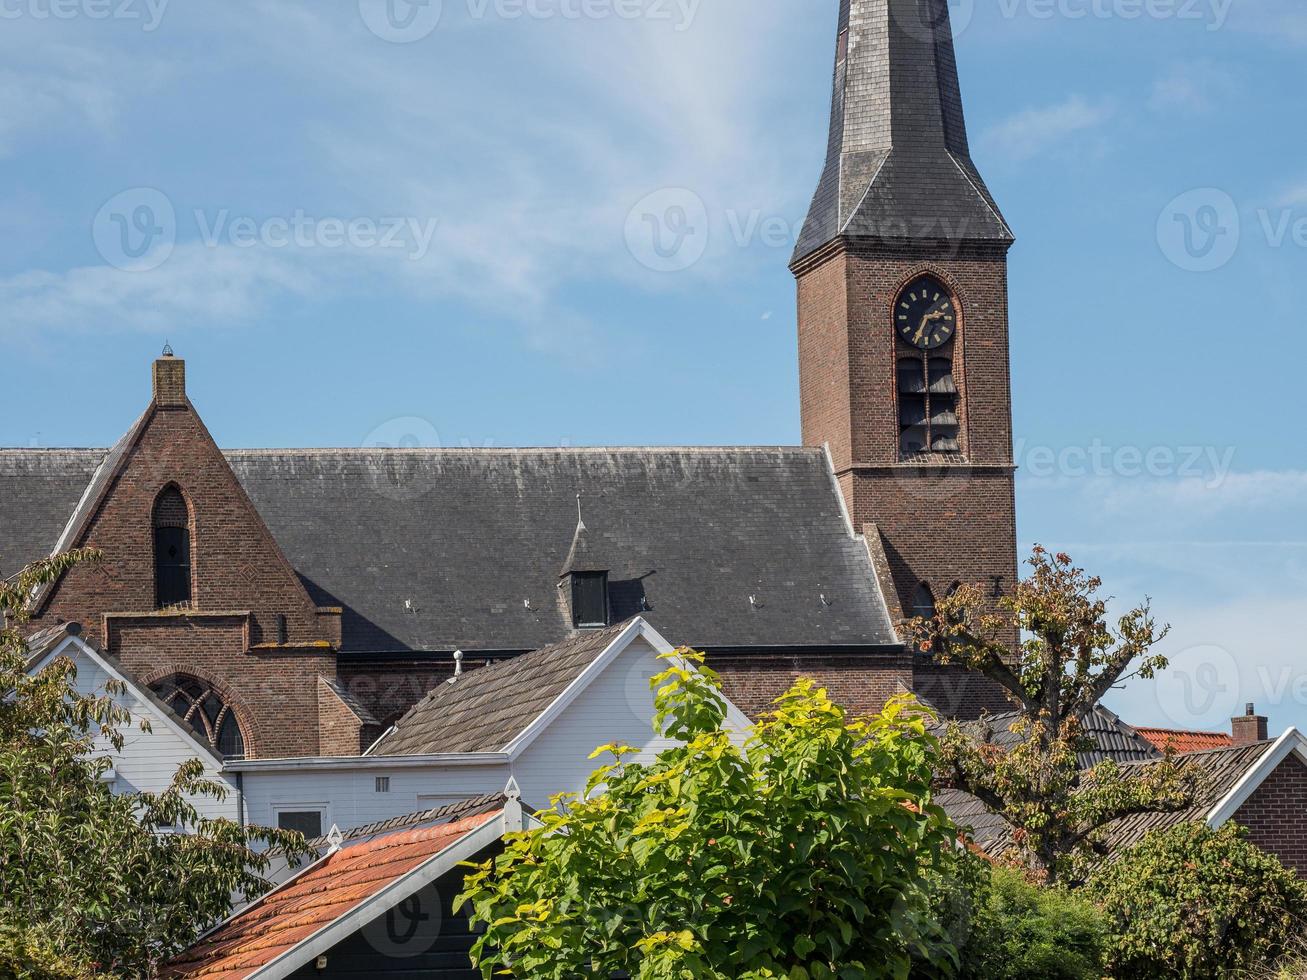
[1089,822,1307,979]
[0,553,307,977]
[909,546,1196,880]
[459,653,962,979]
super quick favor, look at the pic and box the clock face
[895,275,957,350]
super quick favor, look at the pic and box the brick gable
[1233,752,1307,877]
[33,358,352,759]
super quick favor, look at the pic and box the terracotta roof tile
[160,809,501,980]
[1134,727,1233,755]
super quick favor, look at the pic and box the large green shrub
[1090,822,1307,979]
[953,864,1106,980]
[460,653,959,979]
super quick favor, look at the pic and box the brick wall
[114,617,342,759]
[707,649,914,720]
[796,239,1018,629]
[1233,752,1307,877]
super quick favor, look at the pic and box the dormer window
[571,571,609,629]
[153,486,191,608]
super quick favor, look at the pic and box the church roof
[793,0,1013,264]
[0,446,898,655]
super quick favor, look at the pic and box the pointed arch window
[149,676,245,760]
[153,487,191,608]
[911,582,937,620]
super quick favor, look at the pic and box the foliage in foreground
[459,653,959,979]
[910,546,1197,881]
[1089,822,1307,979]
[953,863,1106,980]
[0,925,107,980]
[0,553,309,977]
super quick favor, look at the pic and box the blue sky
[2,0,1305,734]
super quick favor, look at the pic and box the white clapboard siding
[52,639,239,823]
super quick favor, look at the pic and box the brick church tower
[792,0,1018,623]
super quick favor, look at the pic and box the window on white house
[277,810,324,839]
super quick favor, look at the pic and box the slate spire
[792,0,1013,264]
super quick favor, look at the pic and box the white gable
[28,635,238,822]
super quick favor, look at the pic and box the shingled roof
[373,621,632,756]
[941,739,1282,861]
[793,0,1012,263]
[947,705,1162,769]
[0,446,897,654]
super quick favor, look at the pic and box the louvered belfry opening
[898,355,959,455]
[153,486,192,608]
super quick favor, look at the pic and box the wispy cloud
[1148,62,1237,116]
[982,95,1115,162]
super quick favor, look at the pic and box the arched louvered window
[911,582,937,620]
[150,676,245,760]
[898,355,960,456]
[153,487,191,608]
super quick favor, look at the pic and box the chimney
[1231,703,1269,746]
[152,345,186,408]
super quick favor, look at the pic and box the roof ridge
[306,792,508,849]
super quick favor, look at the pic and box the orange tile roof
[1135,727,1233,755]
[160,809,502,980]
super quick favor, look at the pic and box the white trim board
[1207,727,1307,828]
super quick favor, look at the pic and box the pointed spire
[560,493,607,578]
[793,0,1012,264]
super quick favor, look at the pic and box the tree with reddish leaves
[909,546,1198,882]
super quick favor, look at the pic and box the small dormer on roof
[560,494,611,629]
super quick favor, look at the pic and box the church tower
[793,0,1018,623]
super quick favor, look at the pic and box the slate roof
[374,621,630,756]
[0,446,896,654]
[1135,726,1233,755]
[160,806,503,980]
[793,0,1012,264]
